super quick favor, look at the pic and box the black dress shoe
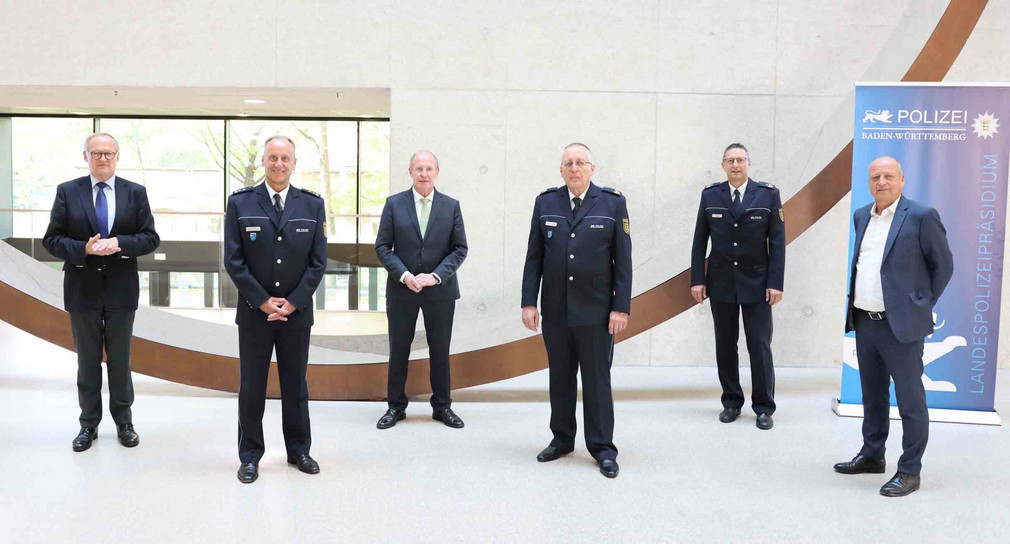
[719,408,741,423]
[536,445,573,462]
[756,413,774,430]
[432,407,464,428]
[376,408,406,429]
[287,453,320,475]
[117,424,139,447]
[599,459,620,478]
[72,427,97,452]
[833,454,886,474]
[237,462,258,484]
[880,472,920,497]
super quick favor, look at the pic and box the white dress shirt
[729,179,748,204]
[399,187,441,285]
[265,183,290,210]
[90,175,116,233]
[568,187,588,210]
[854,196,902,312]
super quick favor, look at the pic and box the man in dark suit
[833,156,953,497]
[374,150,468,430]
[521,142,632,479]
[690,143,785,430]
[223,135,327,484]
[42,133,160,452]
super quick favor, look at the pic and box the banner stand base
[832,398,1001,426]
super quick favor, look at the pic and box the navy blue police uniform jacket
[690,179,785,305]
[224,183,327,329]
[522,182,632,327]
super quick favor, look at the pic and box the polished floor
[1,321,1008,543]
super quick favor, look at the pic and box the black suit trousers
[542,320,617,461]
[386,298,455,411]
[854,311,928,474]
[710,298,776,414]
[237,324,312,464]
[69,307,136,428]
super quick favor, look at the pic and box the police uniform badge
[622,218,630,234]
[547,231,553,238]
[249,232,257,241]
[778,209,784,222]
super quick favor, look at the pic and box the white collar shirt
[729,179,749,203]
[853,196,902,312]
[265,183,290,209]
[90,175,116,233]
[568,187,588,210]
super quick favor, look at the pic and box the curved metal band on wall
[0,0,990,400]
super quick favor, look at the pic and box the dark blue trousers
[709,299,776,415]
[854,310,928,474]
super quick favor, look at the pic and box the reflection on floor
[1,321,1008,543]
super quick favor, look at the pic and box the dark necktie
[733,188,742,215]
[273,194,283,219]
[573,196,582,211]
[95,182,109,238]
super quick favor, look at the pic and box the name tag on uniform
[296,228,310,233]
[245,226,261,232]
[751,216,761,220]
[590,224,604,229]
[711,213,723,218]
[545,221,558,227]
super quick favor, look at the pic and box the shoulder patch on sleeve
[602,187,623,197]
[231,186,254,195]
[301,188,322,199]
[538,186,559,196]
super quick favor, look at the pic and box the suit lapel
[422,189,443,240]
[403,190,423,240]
[76,177,99,234]
[882,197,909,262]
[572,183,600,227]
[110,177,128,236]
[851,206,870,272]
[717,182,738,219]
[255,184,279,228]
[278,186,300,230]
[738,179,758,215]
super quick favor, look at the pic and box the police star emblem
[622,218,630,234]
[249,232,257,241]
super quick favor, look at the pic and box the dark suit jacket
[845,196,954,343]
[42,176,160,312]
[223,184,327,328]
[521,182,632,327]
[690,179,785,304]
[375,188,468,302]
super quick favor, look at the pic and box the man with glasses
[521,142,632,478]
[690,143,785,430]
[43,133,160,453]
[224,135,327,484]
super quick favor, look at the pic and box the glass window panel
[11,117,94,213]
[323,273,350,311]
[359,121,390,216]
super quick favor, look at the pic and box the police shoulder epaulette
[301,188,322,199]
[756,181,777,189]
[601,187,623,197]
[231,186,254,195]
[704,181,722,190]
[538,186,559,196]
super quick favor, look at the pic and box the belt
[859,309,886,321]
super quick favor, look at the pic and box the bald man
[374,150,468,430]
[834,156,953,497]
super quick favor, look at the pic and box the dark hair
[723,142,749,160]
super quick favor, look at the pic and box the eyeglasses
[722,157,748,165]
[562,160,593,169]
[88,151,118,160]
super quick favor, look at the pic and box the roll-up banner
[834,83,1009,425]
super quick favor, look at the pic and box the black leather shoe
[72,427,97,452]
[376,408,405,429]
[880,472,920,497]
[536,445,573,462]
[237,463,258,484]
[756,413,774,430]
[117,424,139,447]
[432,407,464,428]
[287,453,320,475]
[599,459,620,478]
[719,408,741,423]
[833,454,886,474]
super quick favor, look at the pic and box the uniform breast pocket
[743,209,770,223]
[238,218,271,246]
[540,217,565,243]
[585,217,614,242]
[287,219,317,248]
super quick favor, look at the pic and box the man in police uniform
[224,135,327,484]
[521,142,632,479]
[690,143,785,430]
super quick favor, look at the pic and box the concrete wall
[2,0,1009,368]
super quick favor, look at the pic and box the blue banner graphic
[840,84,1009,414]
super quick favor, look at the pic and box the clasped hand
[404,272,438,293]
[260,297,297,322]
[85,234,120,256]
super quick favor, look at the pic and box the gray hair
[409,150,440,169]
[263,135,296,155]
[83,133,120,153]
[562,142,593,163]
